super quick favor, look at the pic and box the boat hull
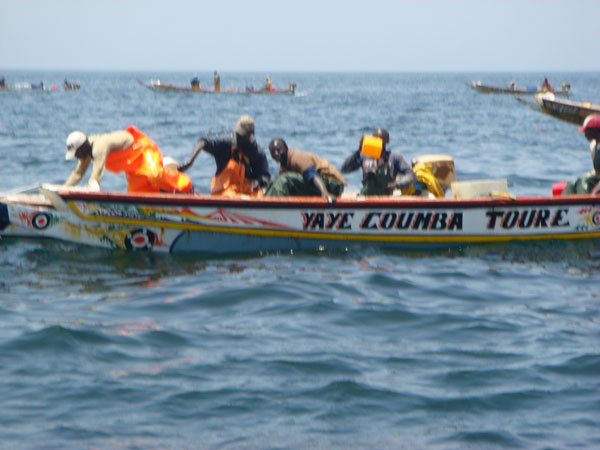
[536,94,600,125]
[470,81,570,96]
[140,80,295,96]
[1,187,600,254]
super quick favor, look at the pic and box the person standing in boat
[63,126,192,193]
[265,138,346,202]
[541,77,554,93]
[341,128,417,196]
[178,115,271,197]
[265,75,273,92]
[214,71,220,92]
[562,114,600,195]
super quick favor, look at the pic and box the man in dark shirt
[341,128,417,195]
[179,115,271,197]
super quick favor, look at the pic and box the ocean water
[1,71,599,449]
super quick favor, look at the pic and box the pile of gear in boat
[62,113,600,199]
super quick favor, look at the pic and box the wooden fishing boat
[534,93,600,125]
[0,82,47,91]
[1,184,599,254]
[469,81,570,97]
[139,79,296,96]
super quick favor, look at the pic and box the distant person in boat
[214,71,220,92]
[508,79,516,90]
[178,115,271,197]
[265,75,274,92]
[541,77,554,93]
[265,138,346,202]
[0,76,5,88]
[63,126,193,193]
[341,128,417,196]
[190,76,202,91]
[63,79,79,91]
[562,114,600,195]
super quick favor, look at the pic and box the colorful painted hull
[139,80,296,95]
[535,93,600,125]
[1,186,600,254]
[470,81,570,96]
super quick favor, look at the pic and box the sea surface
[1,71,599,449]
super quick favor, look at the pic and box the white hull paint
[1,186,599,254]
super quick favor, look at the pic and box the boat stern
[0,202,9,231]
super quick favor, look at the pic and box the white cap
[65,131,87,160]
[162,156,179,170]
[234,115,255,137]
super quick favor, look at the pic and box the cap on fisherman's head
[234,115,255,137]
[579,114,600,133]
[65,131,87,160]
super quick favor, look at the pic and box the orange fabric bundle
[106,125,192,193]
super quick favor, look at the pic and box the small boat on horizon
[138,79,297,96]
[469,80,571,97]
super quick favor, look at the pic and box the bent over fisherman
[179,115,271,197]
[64,126,192,193]
[265,138,346,202]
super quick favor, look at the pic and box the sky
[1,0,598,72]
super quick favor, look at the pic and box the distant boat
[138,79,296,96]
[534,93,600,125]
[0,82,46,91]
[469,80,570,97]
[0,81,77,92]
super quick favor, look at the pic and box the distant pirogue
[138,79,296,95]
[469,80,570,96]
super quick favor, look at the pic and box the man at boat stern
[178,115,271,197]
[341,128,417,196]
[562,114,600,195]
[64,127,192,193]
[265,138,346,202]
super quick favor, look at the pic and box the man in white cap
[178,114,270,197]
[64,129,133,190]
[562,114,600,195]
[64,126,192,193]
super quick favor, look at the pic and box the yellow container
[361,135,383,159]
[411,154,456,189]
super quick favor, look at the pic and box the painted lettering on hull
[360,212,462,231]
[302,211,462,231]
[302,212,354,230]
[485,208,570,230]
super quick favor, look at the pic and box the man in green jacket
[265,138,346,202]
